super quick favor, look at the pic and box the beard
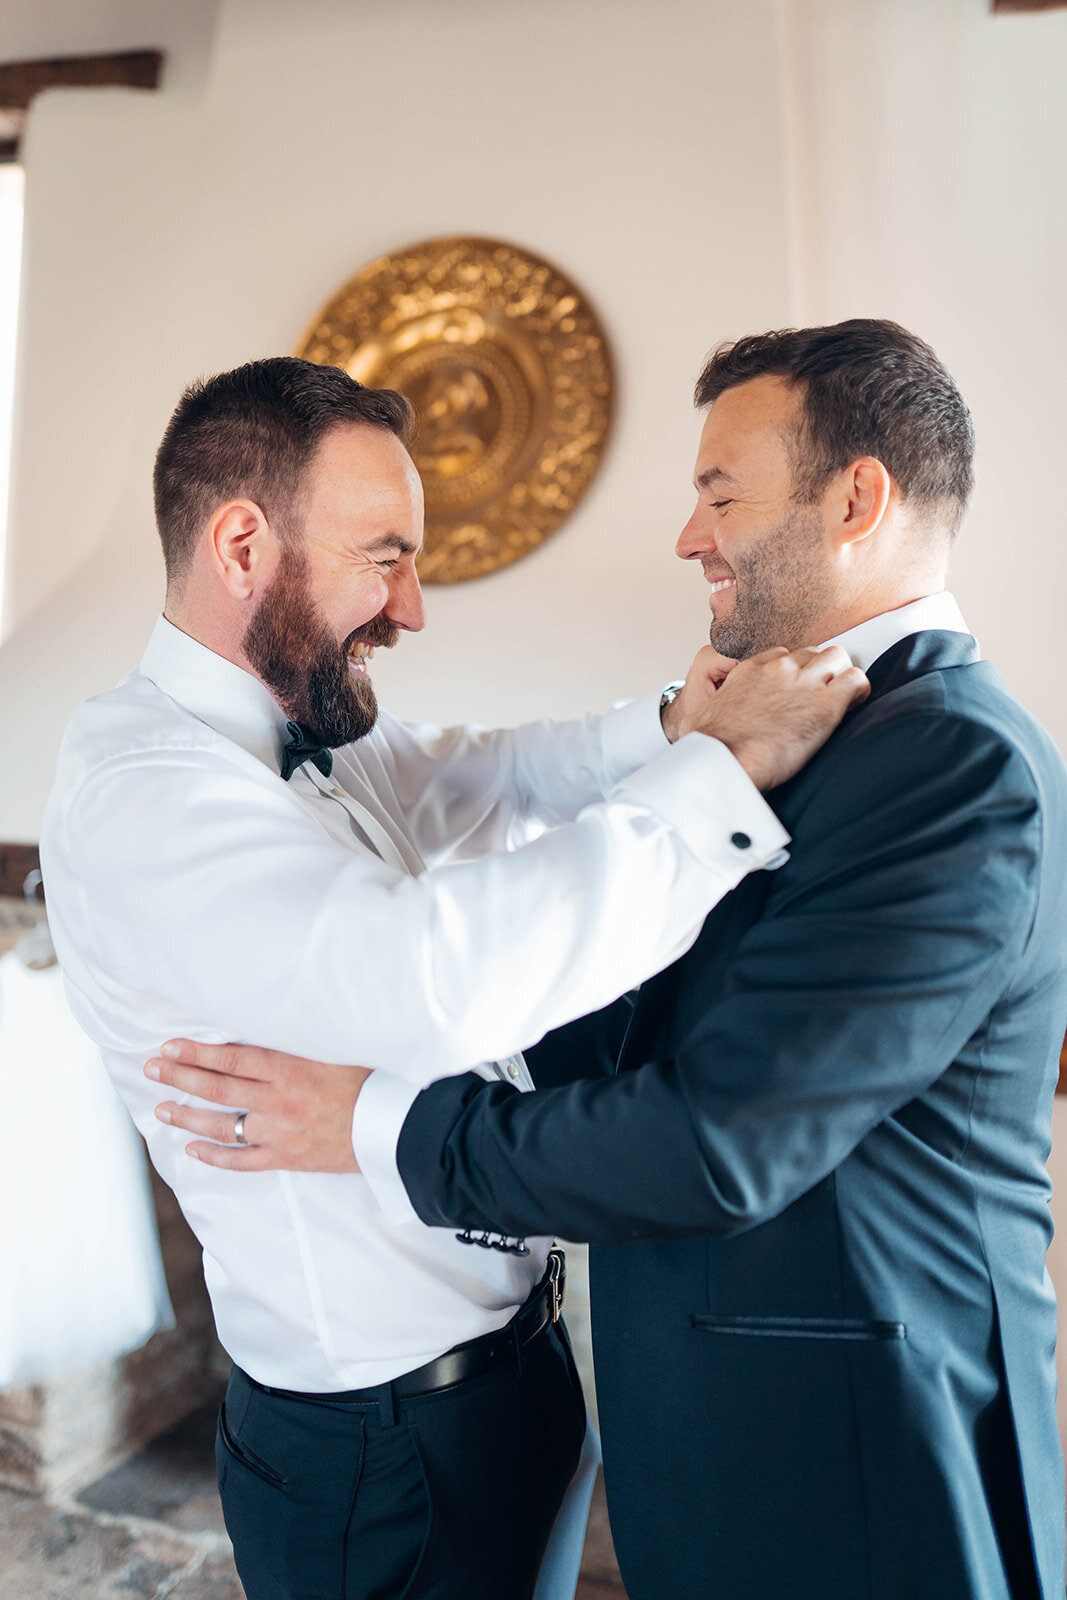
[709,503,834,661]
[243,541,398,747]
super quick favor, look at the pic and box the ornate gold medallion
[294,236,614,583]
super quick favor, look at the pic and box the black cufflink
[455,1229,529,1256]
[730,831,752,849]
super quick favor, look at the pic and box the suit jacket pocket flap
[692,1313,906,1341]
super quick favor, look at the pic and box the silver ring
[233,1113,248,1146]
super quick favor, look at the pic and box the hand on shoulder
[679,645,870,790]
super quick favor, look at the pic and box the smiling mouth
[707,578,736,596]
[347,642,377,675]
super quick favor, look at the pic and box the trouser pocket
[217,1400,287,1489]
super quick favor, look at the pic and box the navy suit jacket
[398,632,1067,1600]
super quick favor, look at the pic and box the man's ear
[207,500,275,600]
[831,458,893,551]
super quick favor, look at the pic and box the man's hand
[679,645,870,790]
[145,1040,369,1172]
[660,644,739,743]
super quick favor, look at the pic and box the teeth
[708,579,736,594]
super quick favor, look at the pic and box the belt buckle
[547,1247,565,1324]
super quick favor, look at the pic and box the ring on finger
[233,1112,249,1146]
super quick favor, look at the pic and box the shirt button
[507,1063,518,1079]
[731,831,752,850]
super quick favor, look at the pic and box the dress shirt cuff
[597,691,670,789]
[614,732,791,874]
[351,1071,422,1225]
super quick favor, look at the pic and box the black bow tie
[280,721,334,782]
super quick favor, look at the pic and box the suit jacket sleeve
[396,711,1044,1244]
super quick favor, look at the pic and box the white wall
[0,0,222,635]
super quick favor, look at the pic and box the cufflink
[730,831,752,850]
[490,1235,529,1255]
[455,1229,529,1257]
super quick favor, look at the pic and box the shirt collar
[820,592,977,673]
[139,615,291,771]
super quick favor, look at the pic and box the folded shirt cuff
[597,691,670,788]
[351,1070,422,1224]
[613,731,791,874]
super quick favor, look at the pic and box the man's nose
[385,567,426,633]
[676,511,715,562]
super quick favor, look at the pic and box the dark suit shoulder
[834,657,1061,789]
[789,661,1056,835]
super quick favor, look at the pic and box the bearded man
[40,356,862,1600]
[155,323,1067,1600]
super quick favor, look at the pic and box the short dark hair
[153,356,415,584]
[694,319,974,535]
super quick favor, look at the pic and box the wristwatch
[659,680,686,734]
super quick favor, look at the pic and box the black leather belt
[249,1247,565,1409]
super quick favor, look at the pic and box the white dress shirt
[40,616,788,1392]
[352,589,977,1225]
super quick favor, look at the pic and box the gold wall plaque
[294,236,614,583]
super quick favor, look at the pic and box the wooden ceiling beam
[0,50,163,164]
[993,1,1067,12]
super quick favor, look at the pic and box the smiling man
[39,357,863,1600]
[153,326,1067,1600]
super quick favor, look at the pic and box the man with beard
[155,323,1067,1600]
[39,357,864,1600]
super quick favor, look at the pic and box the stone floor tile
[77,1395,227,1538]
[162,1549,245,1600]
[0,1486,194,1599]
